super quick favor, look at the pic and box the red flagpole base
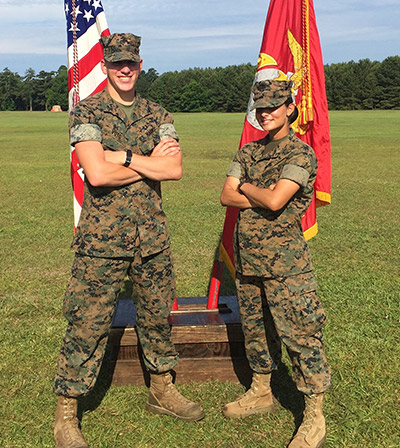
[207,260,224,309]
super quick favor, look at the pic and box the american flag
[65,0,110,228]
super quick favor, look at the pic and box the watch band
[123,149,132,167]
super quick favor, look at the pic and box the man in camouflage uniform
[220,79,331,448]
[54,33,204,448]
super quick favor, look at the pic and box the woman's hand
[239,179,300,211]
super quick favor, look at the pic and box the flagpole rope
[301,0,313,125]
[71,0,80,106]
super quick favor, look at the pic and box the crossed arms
[76,134,299,210]
[75,138,182,187]
[220,176,300,212]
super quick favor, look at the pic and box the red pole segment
[207,260,224,309]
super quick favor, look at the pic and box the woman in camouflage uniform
[220,79,331,448]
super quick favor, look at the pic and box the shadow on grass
[77,340,119,419]
[77,278,141,417]
[271,363,304,430]
[77,260,305,435]
[77,334,305,440]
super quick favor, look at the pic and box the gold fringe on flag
[299,0,313,133]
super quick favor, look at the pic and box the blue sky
[0,0,399,75]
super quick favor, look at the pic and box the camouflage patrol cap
[250,80,293,110]
[100,33,141,63]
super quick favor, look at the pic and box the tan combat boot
[288,393,326,448]
[223,372,276,418]
[54,395,88,448]
[146,372,205,421]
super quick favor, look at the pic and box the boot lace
[63,399,78,421]
[237,374,263,401]
[297,395,317,435]
[60,398,86,446]
[165,378,192,405]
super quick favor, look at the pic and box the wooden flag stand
[108,261,252,386]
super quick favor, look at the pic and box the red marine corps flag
[208,0,331,307]
[65,0,110,228]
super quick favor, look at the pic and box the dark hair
[284,97,299,125]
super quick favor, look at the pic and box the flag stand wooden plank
[108,296,251,386]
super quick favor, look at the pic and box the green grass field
[0,110,399,447]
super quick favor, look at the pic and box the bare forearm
[239,183,275,209]
[221,190,252,208]
[240,180,300,211]
[128,153,182,181]
[75,141,143,187]
[104,139,182,181]
[86,162,143,187]
[220,177,252,209]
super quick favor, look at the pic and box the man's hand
[103,138,180,165]
[128,138,182,181]
[151,138,181,157]
[101,138,182,182]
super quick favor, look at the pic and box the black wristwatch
[123,149,132,167]
[238,181,245,195]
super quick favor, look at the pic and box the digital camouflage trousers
[236,272,331,395]
[54,248,178,398]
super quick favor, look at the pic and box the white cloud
[137,25,261,41]
[324,25,400,43]
[0,2,65,53]
[317,6,400,43]
[0,0,399,73]
[0,3,62,21]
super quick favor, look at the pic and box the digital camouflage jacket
[227,130,317,278]
[69,88,178,258]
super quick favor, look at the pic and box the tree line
[1,56,399,112]
[0,66,68,112]
[324,56,400,110]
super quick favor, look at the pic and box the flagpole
[71,0,80,106]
